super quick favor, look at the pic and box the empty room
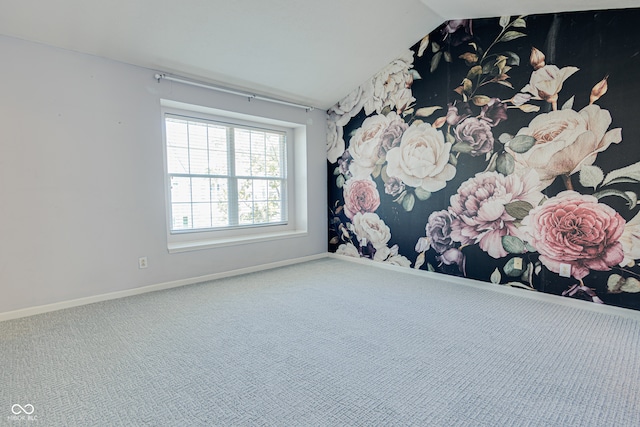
[1,0,640,425]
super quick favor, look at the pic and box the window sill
[167,230,308,253]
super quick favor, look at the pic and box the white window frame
[161,100,308,253]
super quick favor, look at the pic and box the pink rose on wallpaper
[449,171,544,259]
[520,191,625,280]
[343,178,380,219]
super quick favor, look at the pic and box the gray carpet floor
[1,257,639,426]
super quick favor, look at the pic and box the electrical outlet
[138,257,148,269]
[559,263,571,278]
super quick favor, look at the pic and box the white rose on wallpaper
[507,104,622,189]
[327,113,345,164]
[348,114,392,178]
[385,121,456,192]
[619,211,640,267]
[328,80,374,127]
[364,50,416,115]
[351,212,391,249]
[335,242,360,258]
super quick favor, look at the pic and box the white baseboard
[0,253,329,322]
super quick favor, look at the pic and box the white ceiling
[0,0,637,110]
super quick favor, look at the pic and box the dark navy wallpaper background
[327,8,640,311]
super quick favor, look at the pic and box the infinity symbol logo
[11,404,34,415]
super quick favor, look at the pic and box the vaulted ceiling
[0,0,637,109]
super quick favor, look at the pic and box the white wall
[0,35,328,314]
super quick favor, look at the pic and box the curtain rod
[154,73,315,112]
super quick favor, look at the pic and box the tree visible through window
[164,114,287,232]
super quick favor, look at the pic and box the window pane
[235,129,251,176]
[166,119,189,148]
[189,148,209,175]
[167,147,189,174]
[237,179,252,202]
[212,202,229,226]
[235,152,251,177]
[209,151,228,175]
[211,178,228,202]
[250,131,266,176]
[268,200,282,222]
[253,201,269,224]
[172,203,192,230]
[170,177,191,203]
[188,122,208,150]
[238,201,253,225]
[253,179,268,202]
[266,135,284,177]
[191,177,211,202]
[268,180,282,201]
[192,203,212,229]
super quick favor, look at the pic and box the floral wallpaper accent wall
[327,8,640,311]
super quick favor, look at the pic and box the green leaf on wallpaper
[467,65,483,80]
[410,69,422,80]
[507,135,536,153]
[380,165,389,183]
[430,51,443,73]
[592,189,638,209]
[561,95,575,110]
[490,268,502,284]
[452,141,474,154]
[449,153,458,166]
[579,165,604,189]
[402,193,416,212]
[511,18,527,28]
[498,133,513,144]
[496,152,515,175]
[414,187,432,201]
[603,161,640,186]
[504,200,533,219]
[445,132,456,144]
[333,167,341,176]
[432,41,441,52]
[472,95,491,106]
[504,51,520,66]
[427,263,436,272]
[336,174,345,189]
[498,31,526,43]
[414,106,442,117]
[444,51,453,63]
[502,236,526,254]
[329,236,340,245]
[499,16,511,28]
[525,242,536,253]
[504,257,525,277]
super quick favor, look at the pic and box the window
[161,100,307,253]
[165,113,288,232]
